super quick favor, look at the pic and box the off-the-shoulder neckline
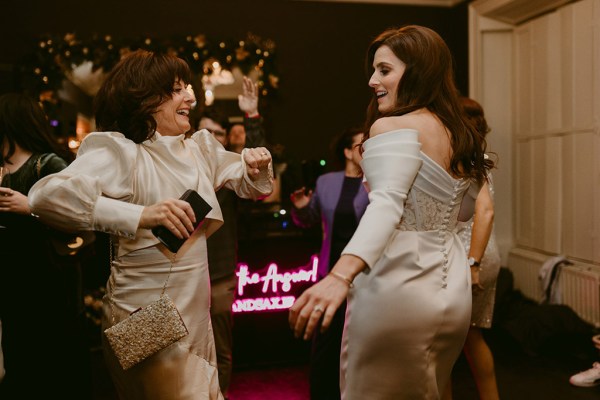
[366,129,461,182]
[419,151,463,182]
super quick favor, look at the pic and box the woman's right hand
[138,199,197,239]
[289,274,349,340]
[0,188,31,215]
[290,187,312,209]
[289,254,363,340]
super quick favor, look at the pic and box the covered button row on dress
[440,180,463,289]
[438,226,449,289]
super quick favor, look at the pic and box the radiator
[508,249,600,328]
[560,266,600,328]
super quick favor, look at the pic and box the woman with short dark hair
[29,49,273,399]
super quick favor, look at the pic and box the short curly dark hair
[94,49,192,143]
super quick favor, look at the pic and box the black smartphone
[151,189,212,253]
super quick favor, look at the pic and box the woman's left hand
[471,266,484,291]
[289,275,349,340]
[0,188,31,215]
[244,147,271,179]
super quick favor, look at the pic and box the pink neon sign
[232,255,319,313]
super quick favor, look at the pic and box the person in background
[443,97,501,400]
[28,50,272,400]
[198,76,266,400]
[290,127,368,400]
[289,25,493,399]
[198,107,230,148]
[0,93,90,399]
[569,334,600,387]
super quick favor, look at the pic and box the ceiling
[294,0,468,6]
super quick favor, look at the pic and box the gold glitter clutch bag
[104,294,188,370]
[104,241,188,370]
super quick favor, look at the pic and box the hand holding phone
[151,190,212,253]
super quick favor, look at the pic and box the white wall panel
[531,18,549,133]
[545,13,564,131]
[515,140,533,246]
[572,0,595,128]
[593,0,599,264]
[471,0,600,335]
[481,30,514,262]
[543,136,563,252]
[594,133,600,263]
[562,134,577,255]
[531,138,547,249]
[563,132,595,259]
[561,4,575,128]
[594,0,600,127]
[515,27,532,136]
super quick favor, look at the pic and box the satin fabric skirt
[340,229,471,400]
[102,232,223,400]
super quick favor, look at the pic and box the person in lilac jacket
[290,127,368,400]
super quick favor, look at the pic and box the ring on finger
[313,304,324,313]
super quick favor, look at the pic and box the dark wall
[0,0,468,164]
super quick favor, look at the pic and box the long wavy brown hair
[364,25,493,184]
[94,49,192,143]
[460,97,490,138]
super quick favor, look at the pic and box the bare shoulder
[402,111,449,151]
[370,114,421,137]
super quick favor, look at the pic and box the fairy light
[23,32,280,115]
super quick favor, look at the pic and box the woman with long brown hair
[443,97,501,400]
[0,93,90,399]
[290,25,493,399]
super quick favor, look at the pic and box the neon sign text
[232,296,295,313]
[233,255,319,313]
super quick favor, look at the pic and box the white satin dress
[29,130,272,400]
[340,129,478,399]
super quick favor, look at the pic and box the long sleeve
[191,130,272,201]
[29,132,143,238]
[342,129,422,269]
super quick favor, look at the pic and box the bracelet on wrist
[329,271,354,288]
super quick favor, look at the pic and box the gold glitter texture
[104,294,189,370]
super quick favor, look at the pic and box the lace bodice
[341,129,479,270]
[399,153,471,232]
